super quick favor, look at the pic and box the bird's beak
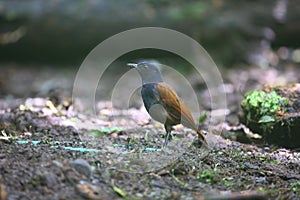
[127,63,138,68]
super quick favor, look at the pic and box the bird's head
[127,61,164,84]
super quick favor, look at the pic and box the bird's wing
[178,100,199,130]
[155,82,197,130]
[155,82,208,146]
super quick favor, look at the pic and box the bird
[127,61,208,147]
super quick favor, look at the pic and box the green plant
[241,90,289,124]
[198,112,207,123]
[89,127,122,138]
[197,168,219,184]
[112,186,127,198]
[222,177,233,187]
[289,181,300,193]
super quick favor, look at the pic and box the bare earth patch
[0,64,300,199]
[0,97,299,199]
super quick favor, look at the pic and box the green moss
[197,168,219,184]
[241,90,289,126]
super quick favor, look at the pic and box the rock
[255,177,266,183]
[293,99,300,110]
[25,98,47,108]
[244,162,259,170]
[75,181,109,200]
[240,83,300,148]
[42,172,58,188]
[71,159,93,179]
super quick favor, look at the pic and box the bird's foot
[162,132,172,148]
[192,137,204,148]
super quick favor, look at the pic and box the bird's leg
[163,124,172,147]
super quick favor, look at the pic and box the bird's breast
[141,83,168,124]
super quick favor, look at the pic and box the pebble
[75,181,105,200]
[286,107,296,113]
[43,172,58,187]
[292,99,300,110]
[244,162,259,170]
[71,159,92,179]
[263,147,270,152]
[52,160,63,168]
[255,177,266,183]
[25,98,47,108]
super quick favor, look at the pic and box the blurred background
[0,0,299,103]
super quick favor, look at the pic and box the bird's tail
[196,129,209,147]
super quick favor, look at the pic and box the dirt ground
[0,63,299,200]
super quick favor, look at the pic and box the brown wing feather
[155,82,208,146]
[155,82,196,129]
[155,82,181,123]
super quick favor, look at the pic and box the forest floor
[0,63,299,200]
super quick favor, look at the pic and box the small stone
[25,98,47,108]
[76,181,105,200]
[292,99,300,110]
[71,159,92,178]
[49,129,58,135]
[244,162,259,170]
[52,160,63,168]
[23,132,32,136]
[286,107,296,113]
[255,177,266,183]
[43,172,58,187]
[263,147,270,152]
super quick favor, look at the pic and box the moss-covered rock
[240,83,300,148]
